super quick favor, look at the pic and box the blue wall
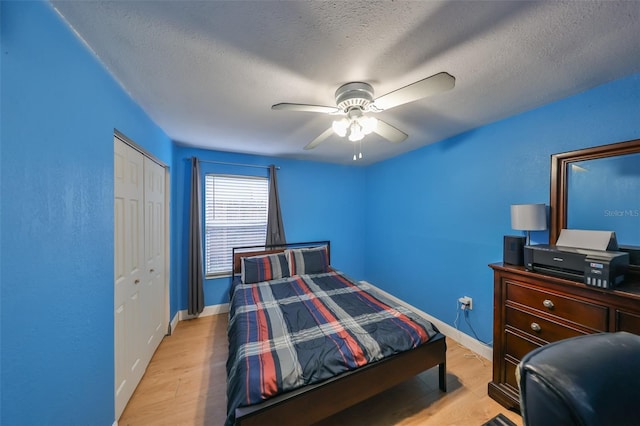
[171,146,366,310]
[364,73,640,343]
[1,1,639,424]
[0,2,172,425]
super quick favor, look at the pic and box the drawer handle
[543,299,555,309]
[531,322,542,332]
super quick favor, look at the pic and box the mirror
[567,153,640,244]
[550,138,640,274]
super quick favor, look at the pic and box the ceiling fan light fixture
[348,121,364,142]
[331,107,377,142]
[360,116,378,135]
[332,118,349,137]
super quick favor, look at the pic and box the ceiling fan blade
[374,120,408,144]
[272,103,340,114]
[304,127,334,150]
[372,72,455,111]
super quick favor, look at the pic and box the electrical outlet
[458,296,473,310]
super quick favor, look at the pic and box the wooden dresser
[488,263,640,410]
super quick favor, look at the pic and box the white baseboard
[178,303,230,321]
[169,311,179,334]
[361,281,493,361]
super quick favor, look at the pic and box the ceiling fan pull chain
[359,140,363,159]
[353,143,357,161]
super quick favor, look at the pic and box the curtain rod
[190,157,279,170]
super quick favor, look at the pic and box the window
[204,174,268,276]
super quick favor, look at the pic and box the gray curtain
[188,158,204,315]
[266,164,286,246]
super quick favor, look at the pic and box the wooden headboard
[232,241,330,276]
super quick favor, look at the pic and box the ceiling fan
[272,72,456,152]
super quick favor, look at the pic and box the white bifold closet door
[114,136,166,419]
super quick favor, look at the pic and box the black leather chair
[517,332,640,426]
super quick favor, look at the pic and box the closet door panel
[142,156,166,365]
[114,138,145,419]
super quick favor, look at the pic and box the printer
[524,229,629,289]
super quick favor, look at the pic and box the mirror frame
[550,138,640,275]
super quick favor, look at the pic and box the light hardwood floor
[119,314,523,426]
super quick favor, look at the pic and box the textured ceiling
[51,1,640,165]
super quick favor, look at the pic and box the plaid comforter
[226,271,438,425]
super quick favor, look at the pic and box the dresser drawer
[506,306,587,343]
[505,329,541,361]
[616,310,640,335]
[505,280,608,331]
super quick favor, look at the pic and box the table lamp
[511,203,547,246]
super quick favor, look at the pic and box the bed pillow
[241,252,290,284]
[286,246,330,276]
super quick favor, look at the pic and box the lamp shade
[511,203,547,231]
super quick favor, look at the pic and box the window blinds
[204,174,268,276]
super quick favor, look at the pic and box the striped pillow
[286,246,329,276]
[241,253,290,284]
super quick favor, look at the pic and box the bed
[226,241,447,426]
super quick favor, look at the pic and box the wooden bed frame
[230,241,447,426]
